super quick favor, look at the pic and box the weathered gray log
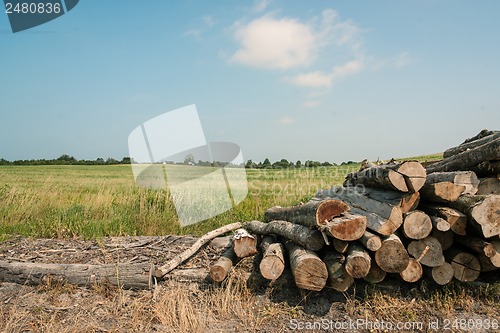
[402,210,432,240]
[264,199,349,228]
[477,178,500,195]
[210,246,238,282]
[315,187,403,236]
[320,212,367,241]
[285,241,327,291]
[425,171,479,195]
[446,194,500,238]
[344,161,427,192]
[432,229,454,251]
[259,236,285,281]
[399,258,423,283]
[407,236,445,267]
[375,234,410,273]
[345,243,371,278]
[443,131,500,158]
[155,222,243,278]
[446,249,481,282]
[0,261,152,289]
[322,250,353,292]
[420,182,466,203]
[333,238,349,254]
[470,161,500,177]
[243,220,324,251]
[359,230,382,251]
[232,228,258,258]
[424,262,454,285]
[426,137,500,174]
[455,236,496,258]
[419,204,467,236]
[430,216,451,232]
[363,261,386,284]
[359,187,420,213]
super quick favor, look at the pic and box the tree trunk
[477,178,500,195]
[210,246,238,282]
[315,187,403,236]
[407,236,445,267]
[402,210,432,240]
[232,229,257,258]
[333,238,349,254]
[424,262,454,285]
[243,220,324,251]
[425,137,500,174]
[358,188,420,213]
[470,161,500,177]
[322,250,353,292]
[425,171,479,195]
[446,249,481,282]
[320,212,367,241]
[259,236,285,281]
[363,261,387,284]
[0,261,153,289]
[443,131,500,158]
[344,161,427,192]
[447,194,500,238]
[375,234,410,273]
[399,258,423,283]
[420,182,466,203]
[419,204,467,236]
[359,230,382,251]
[455,236,497,258]
[430,216,451,232]
[285,241,327,291]
[345,243,371,278]
[432,229,454,251]
[264,199,349,228]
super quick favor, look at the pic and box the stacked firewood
[210,130,499,291]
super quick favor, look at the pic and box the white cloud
[288,60,363,88]
[230,16,317,69]
[203,15,216,27]
[276,116,295,125]
[302,100,321,108]
[253,0,273,13]
[373,52,414,70]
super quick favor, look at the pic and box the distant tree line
[0,154,131,166]
[244,158,358,169]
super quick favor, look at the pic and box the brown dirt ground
[1,236,499,333]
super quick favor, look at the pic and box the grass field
[0,153,443,240]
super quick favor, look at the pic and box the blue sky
[1,0,499,164]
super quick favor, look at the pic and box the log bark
[0,261,153,289]
[345,243,371,279]
[320,212,367,241]
[443,131,500,158]
[315,187,403,236]
[425,137,500,174]
[285,241,327,291]
[322,250,353,292]
[424,262,454,285]
[375,234,410,273]
[155,222,242,278]
[359,230,382,251]
[259,236,285,281]
[477,178,500,195]
[455,236,496,258]
[232,228,257,258]
[402,210,432,240]
[243,220,324,251]
[363,261,387,284]
[407,236,445,267]
[359,188,420,213]
[470,161,500,177]
[344,161,427,192]
[430,216,451,232]
[264,199,349,228]
[399,258,423,283]
[420,182,466,203]
[432,229,454,251]
[425,171,479,195]
[333,239,349,254]
[446,249,481,282]
[210,246,238,282]
[447,194,500,238]
[419,204,467,236]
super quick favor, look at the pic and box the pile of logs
[210,130,500,291]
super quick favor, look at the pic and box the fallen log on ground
[407,236,445,267]
[375,234,410,273]
[402,210,432,240]
[259,236,285,281]
[322,250,354,292]
[446,249,481,282]
[399,258,423,283]
[232,228,257,258]
[424,262,454,285]
[210,246,238,282]
[345,243,371,278]
[363,261,387,284]
[285,241,327,291]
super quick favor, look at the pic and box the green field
[0,154,442,240]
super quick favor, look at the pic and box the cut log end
[399,258,423,283]
[375,234,410,273]
[403,211,433,240]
